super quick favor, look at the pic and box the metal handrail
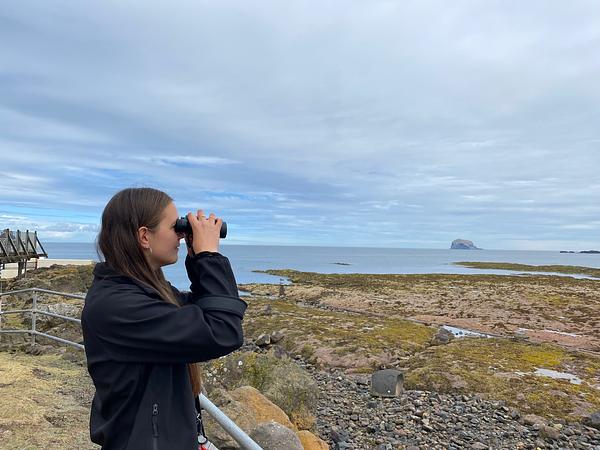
[199,394,263,450]
[0,287,86,299]
[0,288,84,348]
[0,287,263,450]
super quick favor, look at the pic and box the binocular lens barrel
[174,217,227,239]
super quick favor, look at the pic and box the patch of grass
[0,351,95,449]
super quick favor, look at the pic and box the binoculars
[174,216,227,238]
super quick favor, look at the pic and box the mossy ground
[403,338,600,421]
[243,266,600,422]
[243,297,434,371]
[251,267,600,351]
[241,295,600,421]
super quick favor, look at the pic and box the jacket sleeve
[88,255,247,364]
[181,251,240,300]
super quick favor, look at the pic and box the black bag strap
[194,395,207,443]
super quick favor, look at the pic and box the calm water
[41,243,600,290]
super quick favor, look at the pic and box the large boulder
[262,363,318,430]
[206,351,319,429]
[202,388,259,449]
[230,386,295,430]
[248,421,303,450]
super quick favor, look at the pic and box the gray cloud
[1,1,599,249]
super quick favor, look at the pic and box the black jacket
[81,252,247,450]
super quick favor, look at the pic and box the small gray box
[371,369,404,397]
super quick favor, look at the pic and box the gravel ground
[301,362,600,450]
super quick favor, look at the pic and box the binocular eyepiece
[174,217,227,239]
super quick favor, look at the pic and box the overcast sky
[1,1,599,249]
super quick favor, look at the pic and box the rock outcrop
[6,263,94,292]
[206,351,319,430]
[230,386,295,430]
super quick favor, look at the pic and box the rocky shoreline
[1,263,600,449]
[307,363,600,449]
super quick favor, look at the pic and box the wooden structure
[0,229,48,278]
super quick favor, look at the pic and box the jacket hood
[93,261,121,278]
[92,262,159,296]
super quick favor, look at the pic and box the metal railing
[0,288,85,349]
[0,287,263,450]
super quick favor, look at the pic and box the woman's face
[146,202,185,268]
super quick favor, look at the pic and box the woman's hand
[186,210,222,255]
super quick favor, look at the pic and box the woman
[81,187,247,450]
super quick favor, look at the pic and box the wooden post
[279,279,285,298]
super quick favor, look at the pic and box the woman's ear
[137,226,151,250]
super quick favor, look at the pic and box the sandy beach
[0,258,94,280]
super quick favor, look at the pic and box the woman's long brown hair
[96,187,202,396]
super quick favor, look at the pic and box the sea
[41,243,600,290]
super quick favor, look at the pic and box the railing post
[31,290,37,345]
[0,266,3,331]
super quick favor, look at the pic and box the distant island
[450,239,481,250]
[560,250,600,254]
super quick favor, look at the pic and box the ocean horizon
[39,242,600,290]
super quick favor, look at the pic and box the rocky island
[451,239,481,250]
